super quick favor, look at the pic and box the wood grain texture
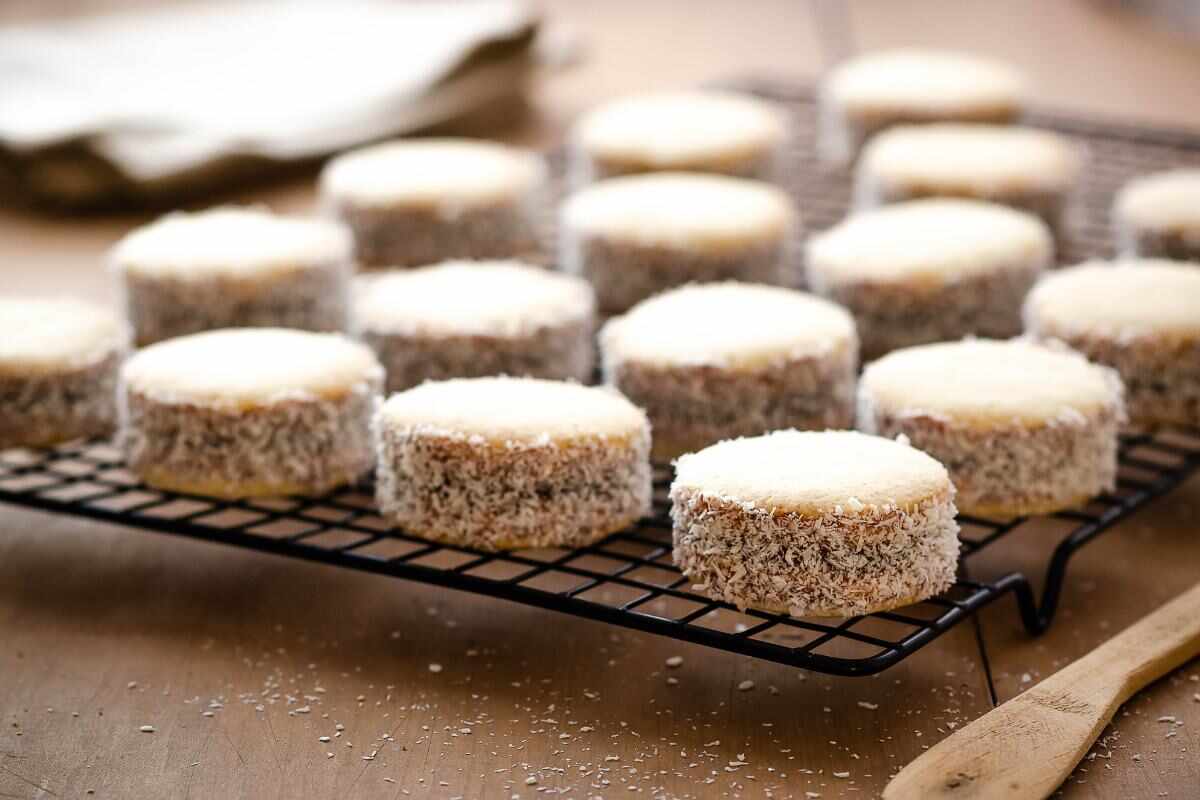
[884,583,1200,799]
[2,1,1200,798]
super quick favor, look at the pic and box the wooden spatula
[884,582,1200,800]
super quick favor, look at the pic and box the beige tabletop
[3,1,1200,798]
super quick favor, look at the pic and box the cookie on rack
[120,328,383,499]
[1024,260,1200,430]
[560,173,798,312]
[320,138,546,268]
[355,260,596,393]
[375,377,651,551]
[569,90,789,184]
[806,198,1052,358]
[0,297,129,448]
[599,282,857,461]
[1113,169,1200,261]
[855,124,1083,235]
[858,339,1124,517]
[670,430,960,617]
[111,206,353,347]
[818,48,1025,165]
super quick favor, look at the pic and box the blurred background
[2,0,1200,292]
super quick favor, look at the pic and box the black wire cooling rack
[4,82,1200,677]
[1,430,1198,676]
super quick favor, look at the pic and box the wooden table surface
[3,1,1200,798]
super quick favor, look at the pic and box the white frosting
[122,328,382,409]
[355,260,595,338]
[860,339,1120,426]
[0,297,127,373]
[378,376,648,443]
[672,429,951,514]
[860,124,1083,193]
[1115,169,1200,231]
[320,138,545,208]
[1025,260,1200,340]
[561,173,796,251]
[807,199,1052,286]
[600,282,855,369]
[111,206,351,280]
[573,91,787,167]
[825,49,1025,115]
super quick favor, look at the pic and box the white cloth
[0,0,537,183]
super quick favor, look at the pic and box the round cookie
[806,199,1052,358]
[858,339,1124,517]
[599,282,858,461]
[560,173,798,312]
[1024,260,1200,430]
[375,377,651,551]
[569,90,789,184]
[120,328,383,499]
[670,430,960,617]
[1113,169,1200,261]
[355,260,596,392]
[320,138,546,268]
[0,297,129,448]
[855,124,1083,235]
[818,48,1025,164]
[111,206,353,346]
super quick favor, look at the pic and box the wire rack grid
[3,82,1200,676]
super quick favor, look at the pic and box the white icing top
[825,49,1025,116]
[860,124,1083,193]
[600,283,855,370]
[860,339,1121,426]
[573,91,787,168]
[320,138,545,208]
[122,328,382,409]
[355,260,595,338]
[1025,260,1200,340]
[562,173,796,251]
[807,199,1052,286]
[672,429,951,514]
[379,376,649,444]
[1115,169,1200,231]
[111,207,351,280]
[0,297,127,374]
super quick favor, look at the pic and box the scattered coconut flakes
[857,701,878,710]
[525,777,538,785]
[737,680,755,692]
[428,663,443,673]
[665,656,683,669]
[833,771,850,778]
[319,736,331,743]
[139,725,155,733]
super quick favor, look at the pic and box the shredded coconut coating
[812,258,1042,359]
[601,287,858,460]
[0,351,122,448]
[818,50,1023,165]
[330,191,543,269]
[562,233,792,314]
[859,402,1121,517]
[670,430,959,617]
[121,259,351,346]
[1024,262,1200,429]
[375,423,651,552]
[121,379,380,499]
[569,91,788,184]
[363,317,595,394]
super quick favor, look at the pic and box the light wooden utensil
[884,582,1200,800]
